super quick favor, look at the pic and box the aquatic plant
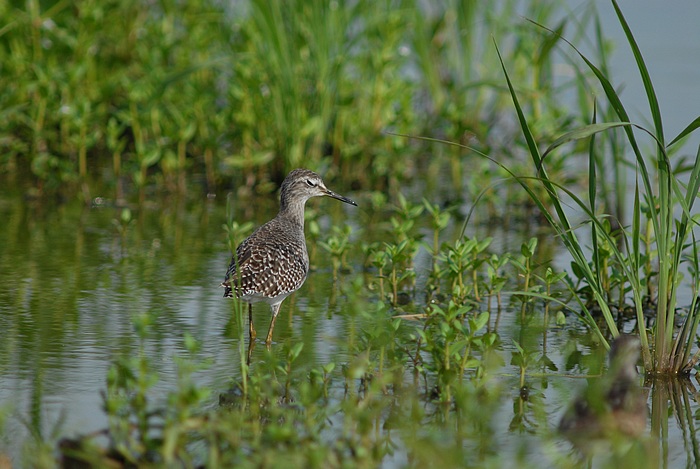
[319,225,353,282]
[440,236,492,304]
[422,198,453,276]
[498,0,700,374]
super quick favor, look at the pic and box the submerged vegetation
[1,0,700,467]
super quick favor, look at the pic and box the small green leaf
[556,310,567,326]
[120,207,132,224]
[512,339,525,355]
[470,311,490,332]
[520,243,531,258]
[289,342,304,361]
[141,148,162,167]
[183,333,199,353]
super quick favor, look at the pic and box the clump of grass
[1,0,595,205]
[497,0,700,374]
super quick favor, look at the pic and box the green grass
[497,0,700,374]
[0,0,588,203]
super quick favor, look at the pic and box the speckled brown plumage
[222,169,357,345]
[223,223,310,301]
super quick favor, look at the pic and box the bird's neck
[278,199,307,228]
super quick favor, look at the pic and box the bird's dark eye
[306,179,316,187]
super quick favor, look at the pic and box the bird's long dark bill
[326,190,357,206]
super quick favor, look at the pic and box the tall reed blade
[495,43,620,345]
[518,2,700,373]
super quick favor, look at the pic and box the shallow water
[1,176,699,467]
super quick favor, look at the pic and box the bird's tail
[221,281,234,298]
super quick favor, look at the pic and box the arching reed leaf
[542,122,632,159]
